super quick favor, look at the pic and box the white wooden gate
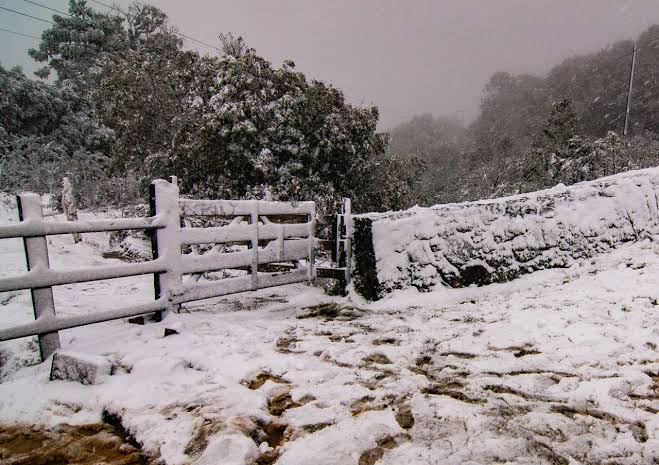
[0,178,316,360]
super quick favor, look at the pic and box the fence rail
[0,259,168,293]
[0,214,164,239]
[0,179,316,360]
[179,199,315,217]
[180,222,312,245]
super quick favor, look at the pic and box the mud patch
[490,344,541,358]
[372,337,399,346]
[184,416,225,460]
[299,422,333,434]
[275,329,301,354]
[362,353,392,365]
[350,396,379,416]
[513,348,542,358]
[297,303,366,321]
[483,384,556,402]
[267,389,301,416]
[528,440,569,465]
[394,402,415,429]
[242,372,289,390]
[358,434,410,465]
[415,355,432,367]
[239,417,293,465]
[0,420,146,465]
[439,351,477,359]
[421,385,486,404]
[549,403,646,441]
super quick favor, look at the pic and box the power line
[612,46,643,64]
[88,0,221,52]
[23,0,107,32]
[0,5,53,24]
[171,31,221,53]
[22,0,70,17]
[0,26,40,39]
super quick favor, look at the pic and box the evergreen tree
[28,0,126,91]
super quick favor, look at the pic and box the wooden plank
[17,193,60,360]
[307,210,316,281]
[250,204,259,289]
[342,197,352,284]
[257,263,295,273]
[180,222,311,245]
[151,179,182,316]
[180,239,310,274]
[179,199,315,217]
[331,214,339,263]
[172,268,309,304]
[0,297,168,342]
[0,215,164,239]
[0,258,168,293]
[316,267,348,280]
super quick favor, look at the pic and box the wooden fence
[0,178,316,360]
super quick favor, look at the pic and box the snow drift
[352,167,659,299]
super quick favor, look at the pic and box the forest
[0,0,658,214]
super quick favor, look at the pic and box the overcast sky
[1,0,658,129]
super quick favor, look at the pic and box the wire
[0,5,53,24]
[0,26,40,39]
[22,0,110,33]
[88,0,222,52]
[611,45,642,64]
[22,0,70,17]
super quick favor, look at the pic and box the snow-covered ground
[0,195,658,465]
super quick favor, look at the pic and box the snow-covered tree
[28,0,126,91]
[0,64,127,207]
[163,35,392,213]
[89,3,195,174]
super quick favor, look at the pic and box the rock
[50,351,113,385]
[164,322,183,337]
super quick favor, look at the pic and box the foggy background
[2,0,658,129]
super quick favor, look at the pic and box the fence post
[308,203,316,281]
[61,177,81,244]
[17,193,61,361]
[150,179,181,319]
[342,198,352,285]
[249,201,259,290]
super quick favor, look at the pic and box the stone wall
[352,168,659,300]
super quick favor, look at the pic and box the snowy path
[0,201,658,464]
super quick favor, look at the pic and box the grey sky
[1,0,658,129]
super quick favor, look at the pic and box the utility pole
[623,43,637,137]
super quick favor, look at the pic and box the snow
[0,191,658,464]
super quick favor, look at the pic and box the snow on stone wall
[352,167,659,300]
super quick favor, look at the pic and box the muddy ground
[0,419,146,465]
